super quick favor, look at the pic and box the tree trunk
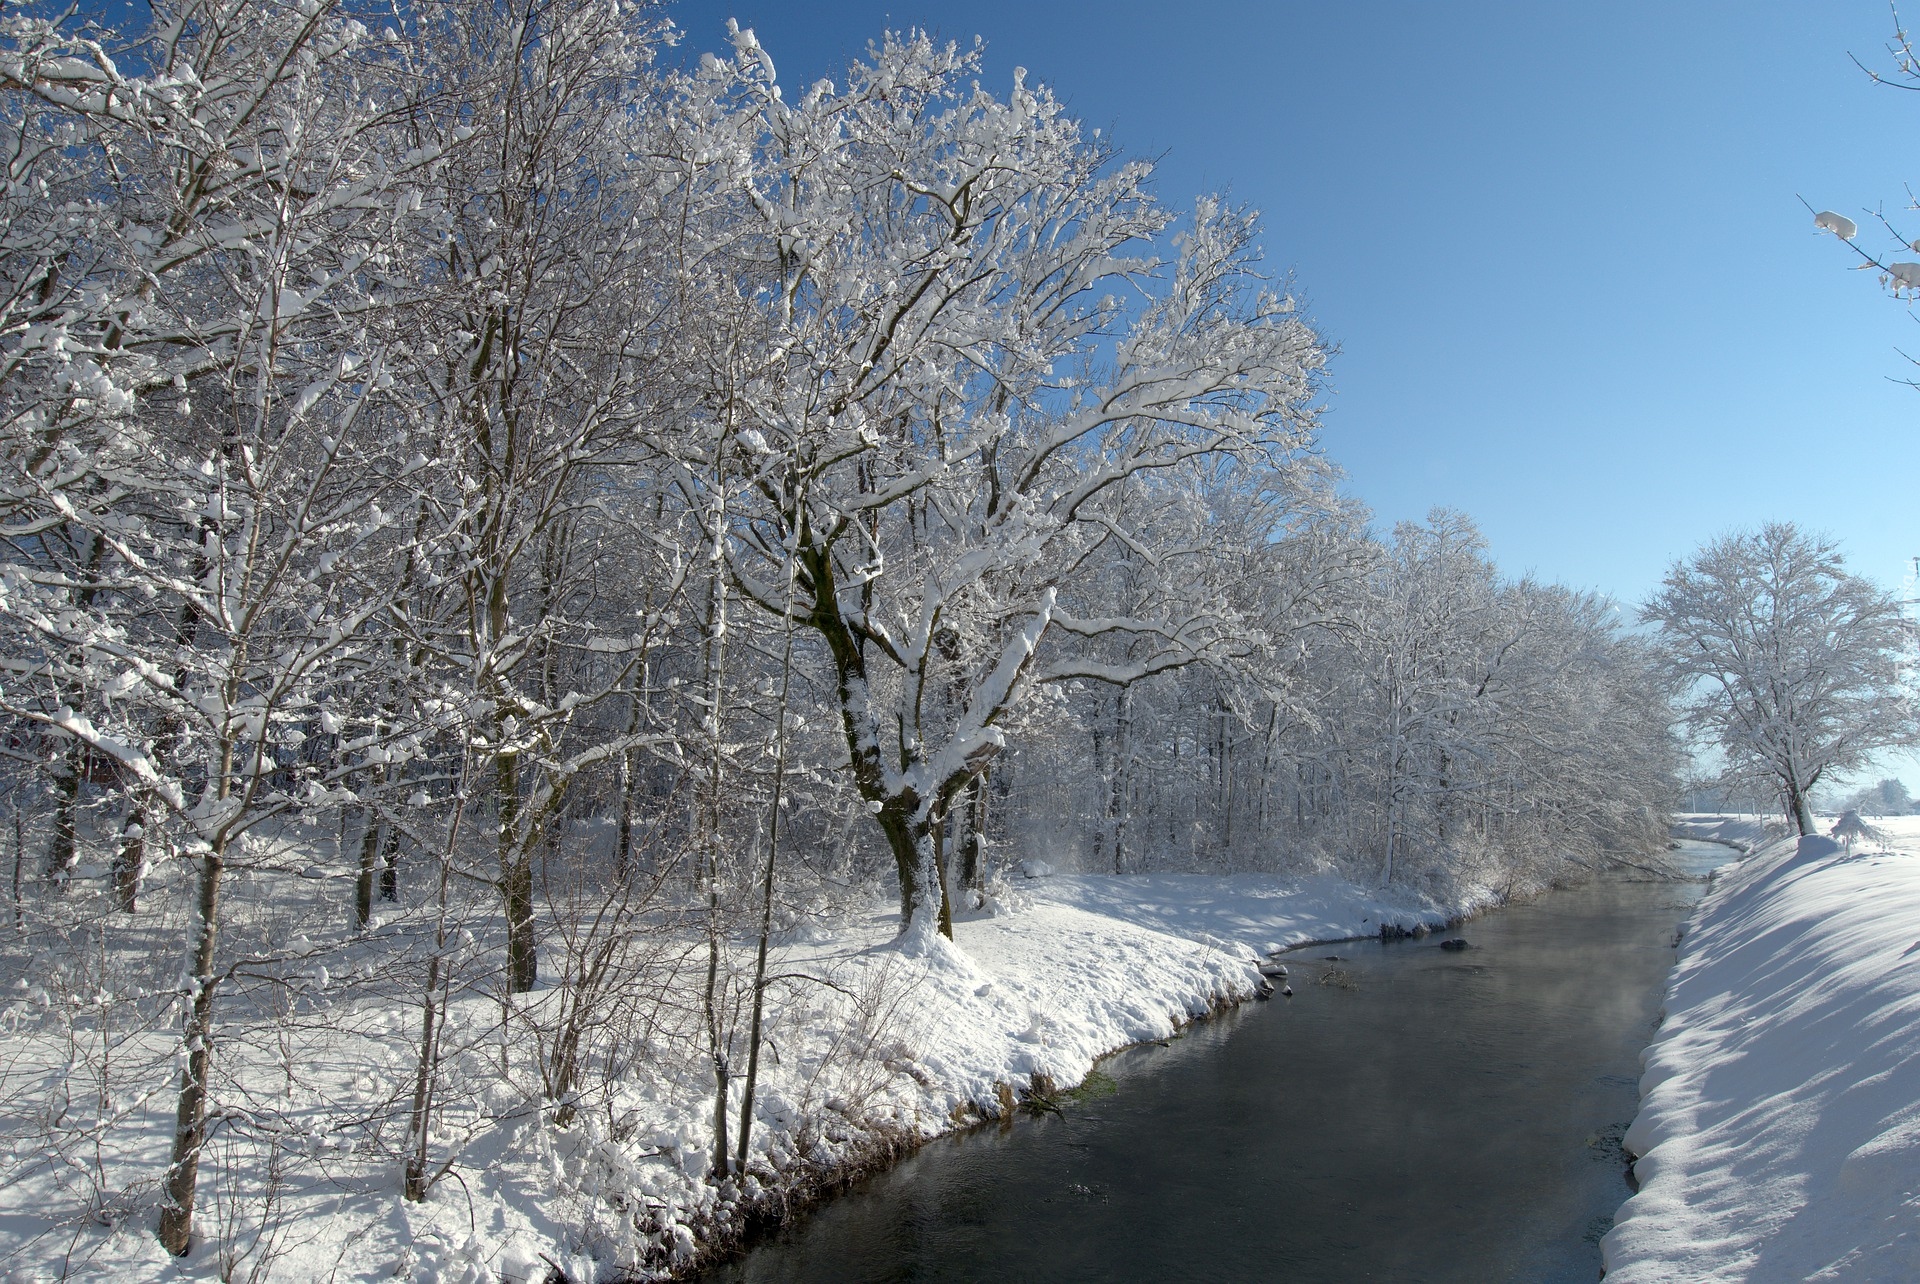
[1787,780,1815,836]
[699,545,733,1179]
[503,853,536,993]
[498,751,537,993]
[44,755,80,887]
[157,831,227,1255]
[1219,702,1235,861]
[736,602,796,1174]
[961,771,988,890]
[403,834,458,1201]
[12,809,22,930]
[47,536,104,892]
[932,805,954,938]
[380,822,400,902]
[615,747,635,880]
[111,800,146,913]
[880,806,918,924]
[353,807,383,931]
[1090,718,1107,868]
[402,946,443,1202]
[703,907,731,1180]
[872,801,951,937]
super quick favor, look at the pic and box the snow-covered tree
[990,504,1676,893]
[1840,775,1915,815]
[682,30,1328,943]
[1644,522,1915,835]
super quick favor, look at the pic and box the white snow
[1886,261,1920,291]
[1032,870,1468,955]
[1813,210,1858,240]
[1603,819,1920,1281]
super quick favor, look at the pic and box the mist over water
[704,844,1731,1283]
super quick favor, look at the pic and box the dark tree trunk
[354,809,383,931]
[380,822,400,902]
[932,805,953,938]
[44,757,80,886]
[871,799,950,936]
[504,853,537,993]
[11,809,22,930]
[112,800,146,913]
[1787,779,1816,836]
[402,947,443,1201]
[1109,690,1132,873]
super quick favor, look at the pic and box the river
[703,842,1733,1283]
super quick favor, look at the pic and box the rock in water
[1439,938,1470,952]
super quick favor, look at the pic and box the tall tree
[686,30,1329,942]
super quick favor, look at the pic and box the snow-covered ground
[1668,812,1781,852]
[1603,816,1920,1281]
[1032,871,1472,956]
[0,866,1461,1283]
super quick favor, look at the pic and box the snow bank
[907,901,1259,1099]
[1602,822,1920,1281]
[1669,812,1779,852]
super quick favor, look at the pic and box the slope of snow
[1602,822,1920,1281]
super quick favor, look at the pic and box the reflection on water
[703,843,1731,1284]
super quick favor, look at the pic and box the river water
[705,843,1733,1283]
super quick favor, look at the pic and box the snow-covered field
[1604,817,1920,1281]
[0,867,1460,1283]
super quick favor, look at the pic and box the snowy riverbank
[1603,820,1920,1281]
[0,869,1463,1283]
[1667,812,1779,852]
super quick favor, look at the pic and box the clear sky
[667,0,1920,614]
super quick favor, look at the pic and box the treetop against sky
[669,0,1920,609]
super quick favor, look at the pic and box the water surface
[706,845,1729,1283]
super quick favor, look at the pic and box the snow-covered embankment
[1667,812,1776,852]
[1602,827,1920,1281]
[669,871,1460,1271]
[912,871,1463,1105]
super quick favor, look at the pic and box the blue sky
[669,0,1920,617]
